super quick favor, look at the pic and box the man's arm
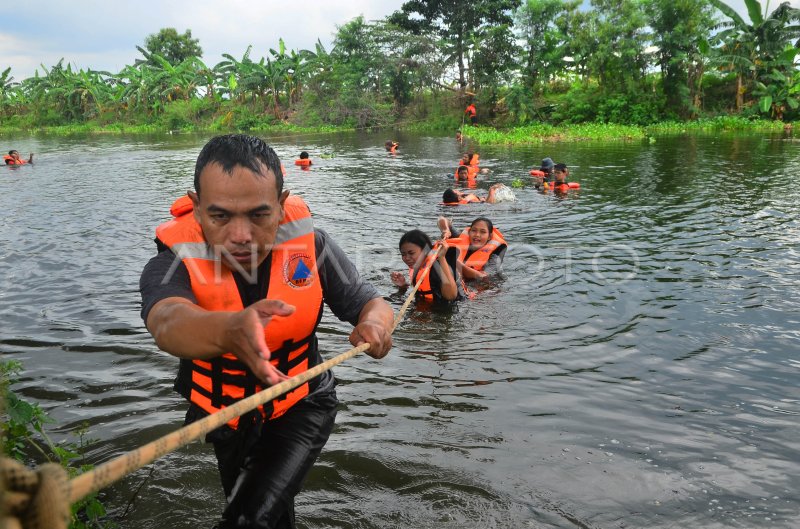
[140,250,289,386]
[146,297,293,386]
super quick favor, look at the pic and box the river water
[1,131,798,529]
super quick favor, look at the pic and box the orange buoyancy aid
[529,169,545,177]
[447,228,507,272]
[294,158,312,166]
[408,243,463,300]
[454,168,477,183]
[547,182,580,191]
[469,154,480,166]
[465,104,476,117]
[408,249,440,301]
[3,155,26,165]
[154,194,323,429]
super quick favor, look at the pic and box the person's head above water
[189,134,288,274]
[399,229,433,269]
[193,134,284,199]
[456,165,469,179]
[468,217,494,248]
[540,157,555,174]
[442,188,461,204]
[553,162,568,182]
[299,151,309,159]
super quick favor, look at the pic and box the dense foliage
[1,0,799,132]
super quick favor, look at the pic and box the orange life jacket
[469,154,480,166]
[546,182,580,191]
[3,155,26,165]
[529,169,545,177]
[454,168,477,183]
[408,250,440,301]
[154,194,323,429]
[294,158,312,166]
[447,228,507,272]
[408,244,464,301]
[465,104,476,117]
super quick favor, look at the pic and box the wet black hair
[9,150,17,155]
[471,216,494,234]
[456,165,469,175]
[194,134,284,197]
[554,163,568,172]
[399,229,433,252]
[299,151,309,159]
[442,189,459,203]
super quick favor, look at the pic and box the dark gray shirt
[139,228,380,325]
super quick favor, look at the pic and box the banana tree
[753,45,800,120]
[710,0,800,110]
[0,67,20,116]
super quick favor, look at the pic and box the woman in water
[390,229,463,302]
[438,216,507,280]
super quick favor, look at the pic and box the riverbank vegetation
[2,0,800,138]
[1,360,112,528]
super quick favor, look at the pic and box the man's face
[189,162,288,273]
[10,151,20,161]
[554,169,567,183]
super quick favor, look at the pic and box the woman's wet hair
[194,134,283,198]
[471,216,494,234]
[442,189,459,203]
[399,229,433,252]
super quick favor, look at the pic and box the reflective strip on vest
[275,217,314,245]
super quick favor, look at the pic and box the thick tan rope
[1,245,442,529]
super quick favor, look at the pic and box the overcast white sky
[2,0,797,81]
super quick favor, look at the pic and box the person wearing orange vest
[389,229,464,303]
[530,157,554,189]
[385,140,399,153]
[543,162,580,192]
[139,134,394,529]
[441,183,506,206]
[454,165,477,188]
[3,150,33,165]
[294,150,312,168]
[438,216,507,280]
[465,102,477,124]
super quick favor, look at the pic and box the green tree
[644,0,716,118]
[585,0,650,93]
[389,0,521,90]
[142,28,203,66]
[331,16,384,93]
[710,0,800,110]
[515,0,580,90]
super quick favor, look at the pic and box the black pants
[205,377,338,529]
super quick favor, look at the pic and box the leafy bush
[1,360,114,529]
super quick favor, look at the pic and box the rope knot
[1,458,69,529]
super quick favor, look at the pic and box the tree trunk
[735,74,743,111]
[457,29,466,89]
